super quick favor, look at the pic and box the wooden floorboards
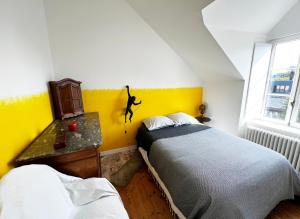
[117,166,300,219]
[117,166,172,219]
[267,201,300,219]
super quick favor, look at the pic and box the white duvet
[0,165,129,219]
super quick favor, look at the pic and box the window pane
[267,69,294,95]
[272,41,300,70]
[267,40,300,95]
[263,40,300,121]
[264,95,289,120]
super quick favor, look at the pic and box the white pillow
[167,112,200,126]
[143,116,174,131]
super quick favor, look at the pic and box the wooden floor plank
[117,166,300,219]
[117,166,172,219]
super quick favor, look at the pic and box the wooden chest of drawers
[15,113,102,178]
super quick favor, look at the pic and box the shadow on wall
[83,87,203,151]
[110,89,127,126]
[204,80,244,135]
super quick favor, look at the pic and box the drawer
[16,149,101,178]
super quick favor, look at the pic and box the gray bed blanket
[149,128,300,219]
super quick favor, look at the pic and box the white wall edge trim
[100,145,137,157]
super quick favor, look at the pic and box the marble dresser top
[15,112,102,164]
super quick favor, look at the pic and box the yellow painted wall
[83,87,203,151]
[0,87,202,176]
[0,93,53,176]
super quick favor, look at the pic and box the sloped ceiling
[268,0,300,40]
[202,0,297,78]
[127,0,297,81]
[203,0,297,34]
[126,0,242,81]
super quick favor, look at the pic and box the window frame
[261,37,300,128]
[290,74,300,128]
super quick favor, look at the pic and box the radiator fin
[245,126,300,173]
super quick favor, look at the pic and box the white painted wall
[268,1,300,40]
[127,0,242,81]
[0,0,274,135]
[44,0,202,90]
[203,80,244,135]
[0,0,54,99]
[125,0,247,134]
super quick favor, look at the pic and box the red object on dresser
[68,121,77,132]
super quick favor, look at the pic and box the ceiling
[127,0,298,81]
[202,0,297,78]
[203,0,297,34]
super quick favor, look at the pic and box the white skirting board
[138,147,186,219]
[100,145,137,157]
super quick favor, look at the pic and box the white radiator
[244,126,300,172]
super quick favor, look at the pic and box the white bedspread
[0,165,129,219]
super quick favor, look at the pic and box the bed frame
[138,147,186,219]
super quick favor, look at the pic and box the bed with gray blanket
[136,124,300,219]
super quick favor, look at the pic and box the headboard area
[82,87,203,152]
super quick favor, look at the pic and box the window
[262,39,300,127]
